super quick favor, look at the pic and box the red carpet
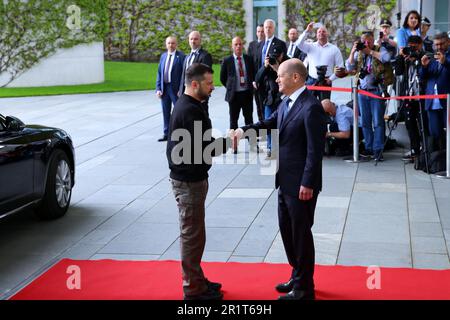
[11,259,450,300]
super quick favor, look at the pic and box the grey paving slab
[205,198,268,228]
[79,185,151,205]
[410,222,444,238]
[228,256,265,263]
[412,236,448,254]
[408,203,441,223]
[312,207,347,234]
[413,253,450,270]
[204,227,247,252]
[320,178,354,197]
[342,214,410,244]
[337,241,412,267]
[90,254,160,261]
[98,222,179,255]
[348,191,407,216]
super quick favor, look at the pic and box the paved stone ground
[1,78,449,299]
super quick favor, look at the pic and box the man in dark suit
[248,24,265,122]
[231,59,327,300]
[286,28,306,61]
[178,31,213,97]
[156,36,185,142]
[255,19,287,70]
[420,32,450,152]
[220,36,255,131]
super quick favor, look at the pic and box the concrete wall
[0,42,104,88]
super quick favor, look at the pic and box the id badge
[240,76,245,84]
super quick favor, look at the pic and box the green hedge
[105,0,246,63]
[0,0,108,87]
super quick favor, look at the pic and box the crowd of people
[156,11,450,301]
[157,11,449,167]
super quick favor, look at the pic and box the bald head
[189,31,202,50]
[317,26,328,44]
[276,59,308,96]
[232,36,243,56]
[321,99,336,116]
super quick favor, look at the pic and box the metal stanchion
[436,94,450,179]
[344,81,369,163]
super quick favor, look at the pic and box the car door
[0,120,35,216]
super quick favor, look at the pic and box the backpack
[414,150,446,174]
[356,45,394,87]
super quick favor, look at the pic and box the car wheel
[35,149,73,220]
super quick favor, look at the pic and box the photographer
[255,50,286,159]
[295,22,344,100]
[420,32,450,153]
[376,19,397,58]
[394,36,429,162]
[346,31,394,161]
[321,99,354,156]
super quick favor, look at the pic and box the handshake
[228,128,244,154]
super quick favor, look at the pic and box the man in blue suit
[420,32,450,151]
[231,59,326,300]
[156,36,185,142]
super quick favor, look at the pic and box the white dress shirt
[164,52,175,83]
[287,86,307,112]
[295,31,344,81]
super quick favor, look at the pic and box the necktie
[187,52,196,69]
[262,40,269,66]
[164,54,172,83]
[237,56,245,86]
[288,43,294,57]
[280,98,291,126]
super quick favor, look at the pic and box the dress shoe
[184,287,223,300]
[206,278,222,291]
[275,279,294,293]
[278,289,315,301]
[157,135,168,142]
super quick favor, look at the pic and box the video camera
[316,65,328,84]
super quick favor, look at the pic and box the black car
[0,114,75,220]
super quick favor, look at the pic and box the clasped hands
[227,128,313,201]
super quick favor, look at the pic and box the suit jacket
[419,50,450,111]
[156,50,185,94]
[220,54,255,102]
[242,89,327,196]
[255,37,287,70]
[178,48,213,96]
[287,42,307,61]
[248,40,262,69]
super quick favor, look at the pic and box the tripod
[376,61,430,172]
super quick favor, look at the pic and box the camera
[316,65,328,83]
[268,54,277,65]
[403,46,422,59]
[358,67,369,79]
[356,41,366,51]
